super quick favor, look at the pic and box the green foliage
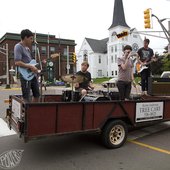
[134,76,141,84]
[161,54,170,71]
[92,77,111,84]
[151,59,163,75]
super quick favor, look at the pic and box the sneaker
[144,91,150,96]
[141,91,145,95]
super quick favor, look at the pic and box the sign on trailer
[135,102,164,122]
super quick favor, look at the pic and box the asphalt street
[0,86,170,170]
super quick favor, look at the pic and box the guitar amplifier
[148,77,170,96]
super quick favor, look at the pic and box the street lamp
[9,67,15,87]
[152,14,170,44]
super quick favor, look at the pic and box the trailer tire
[101,120,128,149]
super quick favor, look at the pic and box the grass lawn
[93,76,141,84]
[92,77,110,84]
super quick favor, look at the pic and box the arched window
[83,50,88,61]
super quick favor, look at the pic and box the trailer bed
[6,94,170,148]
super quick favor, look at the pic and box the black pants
[117,81,131,100]
[140,69,151,91]
[20,76,40,101]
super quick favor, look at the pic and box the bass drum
[62,90,81,102]
[74,91,81,101]
[109,91,120,100]
[62,90,72,102]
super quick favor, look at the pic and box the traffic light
[144,9,151,29]
[72,52,76,63]
[116,30,129,39]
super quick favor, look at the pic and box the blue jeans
[117,81,132,100]
[20,76,40,101]
[140,69,151,91]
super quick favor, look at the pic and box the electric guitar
[18,59,39,81]
[136,57,157,73]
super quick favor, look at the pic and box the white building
[77,0,143,78]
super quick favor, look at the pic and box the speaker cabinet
[148,77,170,96]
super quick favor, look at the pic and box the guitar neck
[144,59,155,65]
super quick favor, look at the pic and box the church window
[115,54,117,63]
[111,46,114,53]
[83,50,88,61]
[111,55,114,63]
[98,70,102,77]
[115,45,117,52]
[99,55,101,63]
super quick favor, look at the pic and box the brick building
[0,32,76,83]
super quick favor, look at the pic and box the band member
[137,38,154,95]
[75,61,94,96]
[14,29,40,102]
[117,45,135,100]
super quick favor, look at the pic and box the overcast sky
[0,0,169,53]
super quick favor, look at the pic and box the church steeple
[109,0,130,29]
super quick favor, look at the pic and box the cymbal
[61,74,86,83]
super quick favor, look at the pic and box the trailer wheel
[101,120,128,149]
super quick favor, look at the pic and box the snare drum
[88,90,103,95]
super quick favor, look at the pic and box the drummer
[75,61,94,96]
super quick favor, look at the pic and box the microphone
[130,51,138,56]
[34,41,38,45]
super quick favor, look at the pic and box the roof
[109,0,130,29]
[0,32,76,46]
[85,38,108,53]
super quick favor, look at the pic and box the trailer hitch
[6,108,12,130]
[17,120,24,138]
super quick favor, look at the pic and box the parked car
[102,77,118,88]
[161,71,170,78]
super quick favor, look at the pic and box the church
[77,0,143,78]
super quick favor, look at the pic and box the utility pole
[66,46,70,74]
[58,35,61,79]
[34,31,37,61]
[168,21,170,53]
[6,43,10,88]
[47,33,50,59]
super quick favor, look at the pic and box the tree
[151,53,163,75]
[161,54,170,71]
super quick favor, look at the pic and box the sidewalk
[0,84,21,90]
[0,83,142,95]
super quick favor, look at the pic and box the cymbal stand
[35,43,46,101]
[105,82,112,100]
[70,75,76,101]
[106,82,110,94]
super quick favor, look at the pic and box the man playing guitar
[14,29,40,102]
[137,38,154,95]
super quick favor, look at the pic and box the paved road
[0,87,170,170]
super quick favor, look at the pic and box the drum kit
[61,74,119,102]
[61,74,86,101]
[61,74,142,102]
